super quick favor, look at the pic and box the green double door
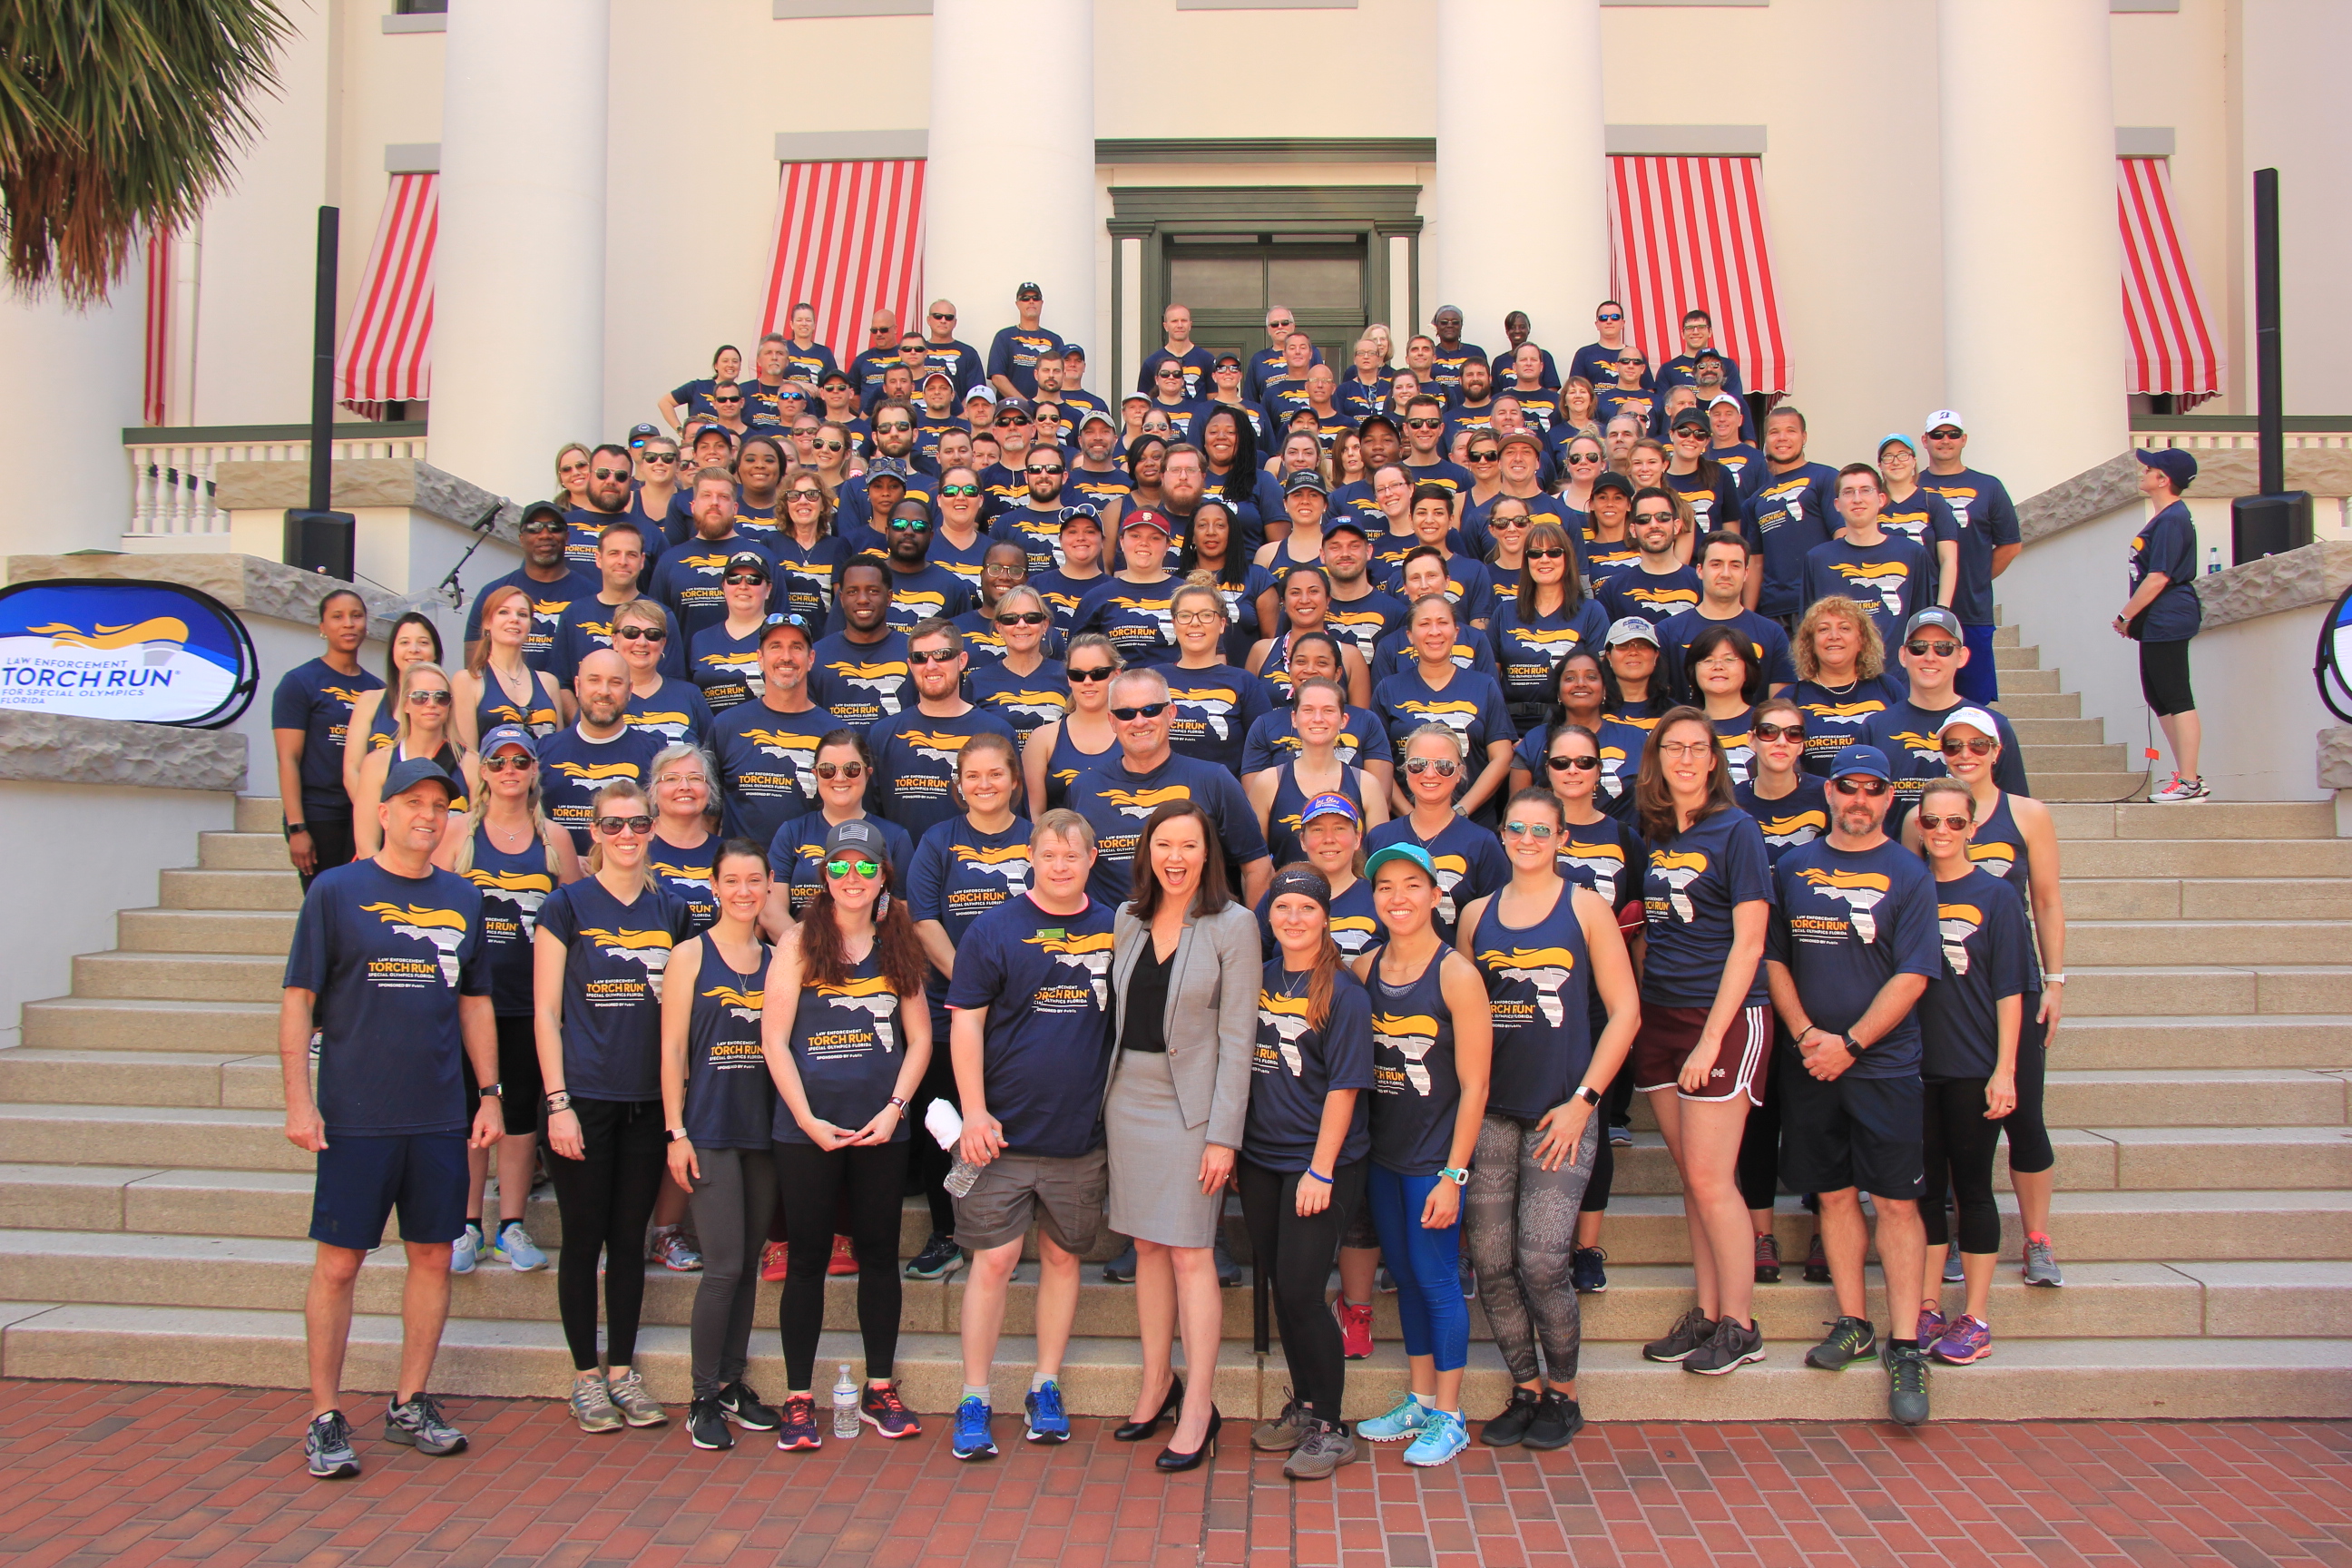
[1163,236,1368,372]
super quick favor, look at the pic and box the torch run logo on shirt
[1798,867,1892,946]
[0,579,257,727]
[361,903,470,987]
[1936,903,1982,976]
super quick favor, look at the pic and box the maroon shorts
[1631,1002,1774,1105]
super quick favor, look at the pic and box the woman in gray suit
[1108,799,1262,1470]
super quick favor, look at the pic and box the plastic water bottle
[925,1100,985,1198]
[2206,545,2222,576]
[832,1365,859,1438]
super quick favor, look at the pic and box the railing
[2132,415,2352,454]
[122,422,428,539]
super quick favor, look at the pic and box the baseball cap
[867,456,913,482]
[382,758,459,802]
[517,499,567,531]
[2135,447,2198,490]
[1265,865,1334,910]
[1015,281,1043,299]
[1590,471,1635,501]
[1058,504,1103,533]
[1829,744,1894,783]
[691,423,736,447]
[1669,407,1709,434]
[1936,706,2002,740]
[1364,841,1439,883]
[1119,506,1173,537]
[993,396,1034,421]
[964,384,997,407]
[1923,409,1965,435]
[478,725,537,760]
[922,368,956,387]
[626,422,662,446]
[1499,427,1546,452]
[823,818,887,862]
[1904,606,1965,642]
[1878,431,1917,456]
[758,611,814,648]
[1078,408,1117,432]
[1604,615,1660,648]
[723,549,771,581]
[1322,515,1370,542]
[817,368,854,389]
[1283,468,1328,496]
[1061,343,1086,360]
[1298,793,1361,828]
[1707,393,1743,411]
[1356,412,1400,440]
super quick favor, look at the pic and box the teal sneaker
[487,1220,547,1272]
[1356,1394,1432,1443]
[1401,1410,1470,1467]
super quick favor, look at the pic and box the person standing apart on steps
[944,810,1119,1462]
[534,779,695,1434]
[2119,448,2208,802]
[274,587,382,889]
[1457,787,1641,1450]
[1107,801,1262,1472]
[1763,745,1943,1426]
[1350,843,1493,1470]
[660,839,785,1451]
[760,819,932,1451]
[283,758,504,1478]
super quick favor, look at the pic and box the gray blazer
[1108,901,1262,1149]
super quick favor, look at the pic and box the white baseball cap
[1923,410,1965,435]
[1936,705,2001,740]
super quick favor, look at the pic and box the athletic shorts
[2139,637,2196,717]
[1776,1057,1925,1201]
[462,1014,544,1136]
[1955,623,2001,705]
[1631,1002,1772,1105]
[309,1130,469,1250]
[1342,1201,1380,1251]
[955,1147,1109,1257]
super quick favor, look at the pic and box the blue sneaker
[951,1396,997,1461]
[1402,1409,1470,1467]
[1355,1393,1432,1443]
[449,1223,481,1275]
[1024,1380,1070,1443]
[486,1221,546,1272]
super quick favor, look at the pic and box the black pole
[2253,168,2284,497]
[309,206,338,514]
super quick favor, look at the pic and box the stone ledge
[6,553,408,638]
[2194,540,2352,630]
[2319,727,2352,792]
[2019,454,2141,544]
[0,711,244,793]
[210,460,523,543]
[2023,448,2352,545]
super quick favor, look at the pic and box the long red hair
[798,853,928,998]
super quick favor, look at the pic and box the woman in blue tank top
[658,838,781,1446]
[343,611,441,805]
[1248,676,1388,868]
[354,663,478,856]
[1348,842,1492,1469]
[1022,632,1122,814]
[455,584,564,750]
[1455,788,1640,1450]
[1245,567,1373,709]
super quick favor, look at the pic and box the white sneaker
[450,1222,482,1275]
[2151,774,2210,803]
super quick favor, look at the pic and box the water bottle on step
[832,1364,859,1439]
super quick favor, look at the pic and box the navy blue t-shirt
[1917,467,2023,628]
[908,814,1032,1034]
[464,564,603,673]
[1640,807,1774,1008]
[1657,607,1798,701]
[775,947,912,1146]
[1765,838,1941,1079]
[1740,463,1839,619]
[534,723,666,852]
[1245,961,1374,1171]
[282,859,489,1137]
[766,809,913,917]
[649,537,778,642]
[707,699,845,846]
[461,826,561,1015]
[866,704,1020,841]
[1864,698,2028,813]
[944,893,1116,1159]
[1801,534,1931,651]
[1594,564,1702,623]
[271,658,384,818]
[645,829,720,935]
[1919,867,2034,1081]
[622,677,714,747]
[987,326,1066,399]
[1792,673,1910,776]
[1365,813,1509,945]
[548,596,688,686]
[2128,499,2202,642]
[1162,662,1276,775]
[534,874,695,1102]
[807,630,912,730]
[1733,776,1830,868]
[1064,750,1269,906]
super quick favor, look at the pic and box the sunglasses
[1567,452,1602,464]
[521,520,565,534]
[1634,511,1676,525]
[1404,418,1444,430]
[1597,312,1623,323]
[711,396,743,405]
[1026,466,1065,476]
[887,517,931,532]
[1504,820,1557,839]
[1941,736,1998,757]
[935,484,982,498]
[407,690,453,706]
[614,625,667,642]
[1914,813,1975,832]
[1068,665,1115,682]
[1467,451,1500,463]
[595,815,654,835]
[481,755,534,773]
[1524,546,1566,560]
[724,573,767,587]
[930,311,956,321]
[1831,778,1891,798]
[996,612,1048,626]
[642,452,677,464]
[787,488,824,502]
[814,761,866,779]
[1752,721,1805,742]
[826,858,882,879]
[814,439,845,453]
[1545,754,1602,772]
[906,648,961,666]
[1906,640,1959,658]
[592,467,628,481]
[1405,756,1460,777]
[870,326,894,336]
[1110,702,1170,720]
[875,422,913,434]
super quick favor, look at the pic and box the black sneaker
[688,1397,734,1450]
[384,1392,466,1455]
[1685,1317,1766,1377]
[304,1410,360,1479]
[1803,1233,1831,1283]
[1886,1343,1931,1426]
[1102,1242,1137,1283]
[1522,1391,1583,1451]
[1214,1234,1243,1287]
[1754,1232,1782,1284]
[716,1380,779,1431]
[1478,1387,1542,1447]
[1571,1246,1608,1294]
[1458,1255,1477,1300]
[1805,1316,1878,1370]
[905,1231,965,1280]
[1642,1305,1716,1363]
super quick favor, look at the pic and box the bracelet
[544,1091,573,1113]
[1303,1168,1334,1185]
[2042,974,2067,985]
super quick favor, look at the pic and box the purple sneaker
[1914,1302,1947,1347]
[1929,1314,1993,1366]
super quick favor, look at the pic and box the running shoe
[1930,1313,1993,1365]
[1804,1317,1878,1371]
[304,1410,360,1478]
[1684,1317,1766,1376]
[951,1396,997,1461]
[1608,1122,1632,1147]
[905,1231,964,1280]
[827,1235,857,1275]
[449,1222,482,1275]
[1024,1380,1070,1443]
[1458,1255,1478,1300]
[1282,1419,1357,1481]
[1479,1387,1542,1447]
[570,1375,623,1434]
[760,1240,789,1283]
[1356,1394,1432,1443]
[1916,1302,1947,1346]
[607,1369,665,1426]
[1214,1234,1243,1287]
[488,1220,547,1272]
[1377,1266,1397,1294]
[1524,1392,1583,1451]
[1642,1305,1715,1364]
[2024,1234,2064,1287]
[717,1380,779,1431]
[1571,1246,1608,1294]
[2151,774,2210,804]
[1886,1343,1932,1426]
[1753,1231,1781,1284]
[1255,1396,1312,1453]
[384,1393,466,1455]
[687,1397,732,1451]
[1943,1248,1965,1286]
[649,1226,701,1272]
[1336,1299,1374,1359]
[1102,1242,1137,1283]
[860,1383,921,1439]
[1803,1233,1831,1283]
[1402,1409,1470,1467]
[774,1395,822,1452]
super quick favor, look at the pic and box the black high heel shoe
[1154,1405,1220,1472]
[1113,1374,1182,1441]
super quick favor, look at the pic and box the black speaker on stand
[284,509,356,580]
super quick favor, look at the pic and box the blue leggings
[1366,1165,1468,1373]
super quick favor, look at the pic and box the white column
[926,0,1094,358]
[0,279,145,556]
[1937,0,2127,495]
[1434,0,1606,358]
[431,0,609,504]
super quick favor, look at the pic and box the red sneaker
[1336,1299,1374,1360]
[828,1235,858,1276]
[760,1240,789,1283]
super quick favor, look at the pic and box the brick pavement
[0,1379,2347,1567]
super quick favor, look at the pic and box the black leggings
[545,1096,667,1371]
[2001,1001,2053,1174]
[1578,1056,1638,1214]
[1237,1157,1367,1426]
[685,1146,777,1399]
[1921,1076,2004,1254]
[905,1015,960,1238]
[774,1138,909,1390]
[1735,1044,1783,1213]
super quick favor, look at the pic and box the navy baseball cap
[1322,515,1370,541]
[723,550,771,580]
[1590,471,1635,500]
[478,725,537,760]
[759,612,814,648]
[1284,469,1328,496]
[1829,744,1894,783]
[382,758,459,802]
[626,422,662,446]
[2135,447,2198,490]
[517,500,566,531]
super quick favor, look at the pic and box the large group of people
[277,288,2212,1481]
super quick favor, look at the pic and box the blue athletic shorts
[309,1130,470,1250]
[1955,622,2001,704]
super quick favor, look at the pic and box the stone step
[71,951,282,1004]
[116,908,299,956]
[2029,771,2151,802]
[2067,919,2347,968]
[2063,965,2352,1018]
[197,833,295,873]
[2059,838,2352,878]
[4,1304,2345,1420]
[2017,742,2132,773]
[0,1051,279,1111]
[2063,877,2352,922]
[236,798,283,835]
[2040,1069,2347,1128]
[157,868,303,913]
[2054,1014,2352,1071]
[19,997,279,1054]
[2051,800,2340,841]
[1998,666,2061,693]
[0,1104,306,1173]
[2006,717,2107,746]
[1993,691,2082,720]
[1994,645,2041,671]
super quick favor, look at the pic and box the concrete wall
[2236,0,2352,420]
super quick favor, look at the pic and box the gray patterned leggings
[1465,1112,1600,1387]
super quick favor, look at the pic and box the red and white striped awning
[2117,156,2220,400]
[1608,155,1788,394]
[142,229,172,426]
[757,159,926,367]
[335,172,436,416]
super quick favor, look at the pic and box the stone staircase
[1,628,2347,1425]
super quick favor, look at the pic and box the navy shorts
[1775,1054,1925,1201]
[1955,622,2001,705]
[309,1130,470,1250]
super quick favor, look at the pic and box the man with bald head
[851,306,906,411]
[922,298,986,399]
[535,649,667,851]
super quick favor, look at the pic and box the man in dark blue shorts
[281,758,506,1477]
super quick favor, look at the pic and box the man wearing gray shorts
[943,809,1118,1459]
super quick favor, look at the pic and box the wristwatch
[1841,1033,1866,1060]
[1573,1084,1602,1107]
[1439,1166,1469,1186]
[667,1127,691,1143]
[283,822,308,840]
[477,1083,503,1100]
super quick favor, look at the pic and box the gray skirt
[1104,1047,1220,1248]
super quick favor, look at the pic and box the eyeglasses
[1405,756,1459,777]
[1914,813,1975,831]
[1906,640,1959,658]
[407,689,453,706]
[1404,418,1444,430]
[1174,610,1222,626]
[996,612,1048,626]
[481,755,534,773]
[1941,736,1998,757]
[1752,721,1805,742]
[615,625,667,642]
[887,517,931,532]
[1068,665,1115,682]
[1545,754,1602,772]
[724,573,767,587]
[906,648,961,666]
[592,466,628,481]
[826,858,882,879]
[787,488,823,503]
[1026,465,1064,476]
[1657,740,1712,760]
[1110,702,1170,720]
[1831,777,1892,798]
[642,452,677,465]
[594,815,654,835]
[814,761,866,779]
